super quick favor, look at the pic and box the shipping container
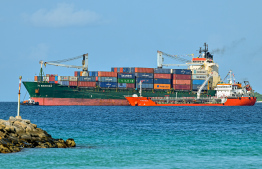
[49,76,55,81]
[123,67,135,73]
[135,73,154,78]
[192,84,208,90]
[98,77,117,82]
[98,71,117,77]
[136,78,153,84]
[154,68,172,74]
[59,81,69,86]
[172,69,192,75]
[173,80,191,85]
[154,78,171,84]
[99,82,117,88]
[79,76,96,82]
[34,76,37,81]
[154,84,171,90]
[173,84,191,90]
[55,81,58,84]
[192,70,208,74]
[89,71,98,77]
[154,73,171,79]
[78,81,96,87]
[135,68,154,73]
[173,74,192,80]
[192,75,207,80]
[59,76,69,81]
[43,77,49,82]
[126,83,135,88]
[118,78,135,83]
[55,76,58,81]
[69,81,77,86]
[49,81,55,84]
[69,76,78,81]
[192,79,207,85]
[118,83,126,88]
[136,83,153,89]
[118,73,135,79]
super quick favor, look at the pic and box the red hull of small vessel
[125,97,256,106]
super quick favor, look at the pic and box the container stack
[192,70,208,91]
[172,69,192,90]
[153,68,172,90]
[69,76,78,86]
[98,71,118,88]
[78,76,96,87]
[117,73,135,88]
[58,76,69,86]
[111,67,135,73]
[135,68,154,89]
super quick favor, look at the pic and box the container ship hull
[23,82,215,106]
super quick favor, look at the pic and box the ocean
[1,102,262,168]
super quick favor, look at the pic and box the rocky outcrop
[0,116,76,153]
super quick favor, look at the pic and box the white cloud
[24,3,100,27]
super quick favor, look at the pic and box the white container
[69,76,78,81]
[192,74,207,80]
[192,70,208,75]
[43,76,49,81]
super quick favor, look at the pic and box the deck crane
[157,50,204,68]
[39,53,89,79]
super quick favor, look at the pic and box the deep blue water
[0,102,262,168]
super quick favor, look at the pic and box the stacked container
[58,76,69,86]
[98,71,118,88]
[135,68,154,89]
[153,68,172,90]
[117,73,135,88]
[78,76,96,87]
[172,69,192,90]
[111,67,135,73]
[192,70,208,91]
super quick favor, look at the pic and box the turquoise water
[1,103,262,168]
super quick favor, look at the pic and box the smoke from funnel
[211,38,246,55]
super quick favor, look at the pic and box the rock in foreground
[0,116,76,153]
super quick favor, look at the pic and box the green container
[118,78,135,83]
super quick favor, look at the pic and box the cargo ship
[22,43,256,106]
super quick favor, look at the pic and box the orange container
[78,81,96,87]
[120,68,123,73]
[114,68,117,72]
[80,71,83,76]
[34,76,37,81]
[173,80,191,85]
[154,84,171,89]
[135,68,154,73]
[154,73,171,79]
[98,71,117,77]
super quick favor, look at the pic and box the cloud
[23,3,100,27]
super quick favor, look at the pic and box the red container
[126,83,135,88]
[154,73,171,79]
[78,81,96,87]
[96,77,98,81]
[74,71,78,77]
[69,81,78,86]
[49,76,55,81]
[120,68,123,73]
[55,81,58,84]
[135,68,154,73]
[173,84,191,90]
[98,71,117,77]
[114,68,117,72]
[173,80,191,85]
[173,74,191,80]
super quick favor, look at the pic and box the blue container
[60,81,69,86]
[111,68,114,72]
[98,77,117,82]
[79,76,96,82]
[123,67,135,73]
[154,68,171,74]
[192,84,208,90]
[173,69,192,75]
[118,83,127,88]
[89,71,98,77]
[192,80,207,85]
[55,76,58,81]
[135,73,154,78]
[136,78,153,84]
[118,73,135,79]
[136,83,153,89]
[154,78,171,84]
[37,76,43,82]
[99,82,117,88]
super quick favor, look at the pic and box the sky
[1,0,262,101]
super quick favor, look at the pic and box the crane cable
[161,51,193,63]
[47,55,83,64]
